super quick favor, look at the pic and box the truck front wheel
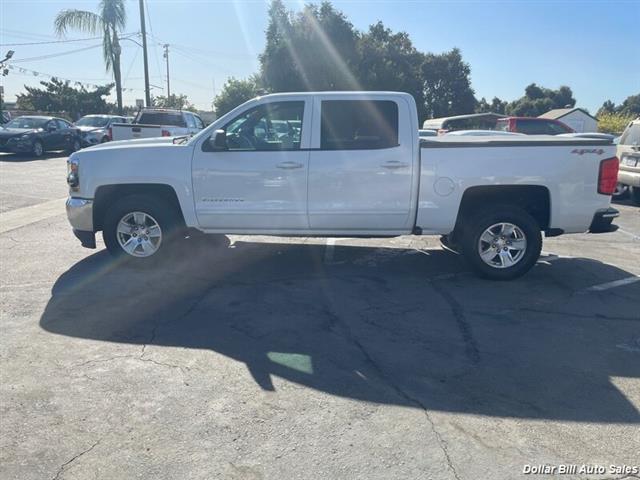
[460,206,542,280]
[103,194,181,263]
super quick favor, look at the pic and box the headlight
[67,158,80,190]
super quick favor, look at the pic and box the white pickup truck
[66,92,619,280]
[110,108,205,141]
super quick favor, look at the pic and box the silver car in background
[75,114,128,147]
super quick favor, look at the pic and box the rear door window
[620,124,640,145]
[320,100,398,150]
[516,119,553,135]
[137,112,187,128]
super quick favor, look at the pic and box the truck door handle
[381,161,408,169]
[276,161,304,170]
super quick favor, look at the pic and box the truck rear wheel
[103,194,181,264]
[460,205,542,280]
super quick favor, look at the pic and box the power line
[0,31,139,47]
[10,44,104,63]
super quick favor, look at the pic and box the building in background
[539,108,598,133]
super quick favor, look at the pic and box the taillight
[597,157,619,195]
[161,129,171,137]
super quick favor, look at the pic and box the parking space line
[617,228,640,241]
[0,198,67,234]
[578,276,640,293]
[324,238,336,263]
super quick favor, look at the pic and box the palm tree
[55,0,126,114]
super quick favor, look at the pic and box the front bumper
[66,197,95,248]
[0,138,33,153]
[589,207,619,233]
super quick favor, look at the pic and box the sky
[1,0,639,114]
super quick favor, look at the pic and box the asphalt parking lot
[1,152,639,480]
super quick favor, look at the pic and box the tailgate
[111,123,163,140]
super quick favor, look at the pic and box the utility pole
[163,44,170,98]
[138,0,151,107]
[0,50,15,122]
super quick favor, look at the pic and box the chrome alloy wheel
[116,211,162,257]
[478,222,527,269]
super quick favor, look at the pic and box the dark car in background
[0,116,81,157]
[75,114,127,147]
[495,117,575,135]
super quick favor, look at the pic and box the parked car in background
[75,114,127,147]
[423,112,505,135]
[614,118,640,204]
[0,116,81,157]
[1,111,11,124]
[445,130,524,137]
[111,109,205,141]
[495,117,574,135]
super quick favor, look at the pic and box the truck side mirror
[204,129,227,152]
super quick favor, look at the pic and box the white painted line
[324,238,336,264]
[617,228,640,241]
[579,275,640,293]
[0,198,67,234]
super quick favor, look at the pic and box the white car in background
[615,118,640,204]
[75,114,127,147]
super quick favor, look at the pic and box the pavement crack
[51,438,101,480]
[430,282,481,365]
[324,307,461,480]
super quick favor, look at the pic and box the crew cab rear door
[192,96,312,230]
[307,96,415,231]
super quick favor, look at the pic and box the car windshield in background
[76,117,110,127]
[620,124,640,146]
[4,118,48,129]
[137,112,186,127]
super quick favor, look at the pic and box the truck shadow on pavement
[40,237,640,423]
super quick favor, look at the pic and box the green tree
[598,112,635,135]
[213,76,263,117]
[597,99,617,117]
[476,96,507,114]
[506,83,576,117]
[619,94,640,116]
[55,0,126,114]
[260,1,359,92]
[153,93,196,111]
[357,22,426,119]
[421,48,476,118]
[16,78,114,119]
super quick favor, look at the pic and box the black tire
[32,140,44,158]
[460,205,542,280]
[631,186,640,206]
[102,194,182,265]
